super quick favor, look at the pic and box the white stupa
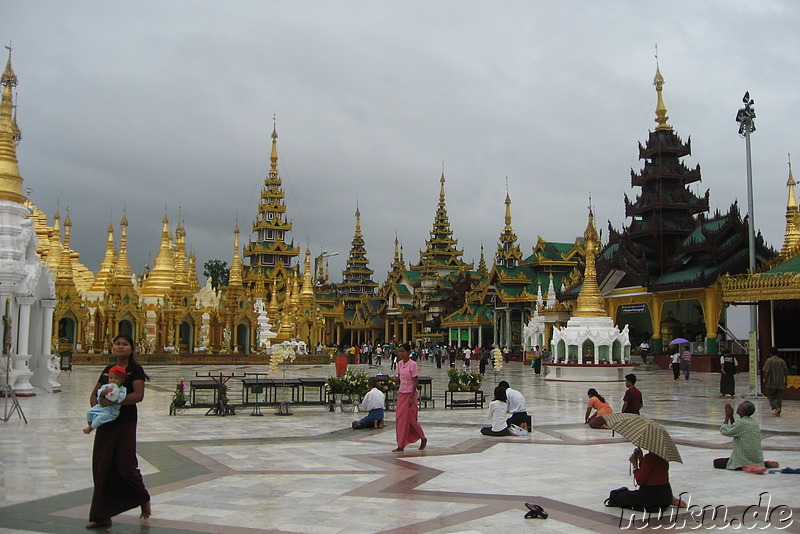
[546,207,632,381]
[0,50,57,396]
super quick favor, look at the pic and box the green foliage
[203,259,230,290]
[326,370,370,396]
[446,369,483,386]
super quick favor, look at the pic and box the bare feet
[419,438,427,451]
[140,501,151,519]
[765,460,780,468]
[392,447,404,452]
[671,497,688,508]
[774,408,781,417]
[85,520,112,529]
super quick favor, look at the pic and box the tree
[203,259,230,290]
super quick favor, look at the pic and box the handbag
[605,487,636,508]
[508,424,528,436]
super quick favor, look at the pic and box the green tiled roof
[393,284,411,296]
[765,254,800,275]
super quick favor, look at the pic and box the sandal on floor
[524,503,548,519]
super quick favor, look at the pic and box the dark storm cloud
[2,1,798,282]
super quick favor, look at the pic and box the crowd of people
[85,337,792,527]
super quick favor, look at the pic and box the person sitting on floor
[713,401,779,470]
[481,386,511,436]
[585,388,613,428]
[352,377,386,429]
[498,380,530,431]
[607,447,687,512]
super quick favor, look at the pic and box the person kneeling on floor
[352,377,386,429]
[481,386,512,436]
[713,401,779,470]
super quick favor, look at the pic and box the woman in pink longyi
[393,343,427,452]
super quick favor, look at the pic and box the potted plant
[172,379,188,406]
[465,371,483,391]
[446,368,461,391]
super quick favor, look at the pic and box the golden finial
[653,47,671,131]
[270,118,279,174]
[574,203,606,317]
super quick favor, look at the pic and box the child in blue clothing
[83,365,127,434]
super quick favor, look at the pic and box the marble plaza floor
[1,360,799,533]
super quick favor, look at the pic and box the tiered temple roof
[242,125,300,291]
[339,206,378,307]
[597,66,773,293]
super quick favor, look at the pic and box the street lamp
[735,91,761,396]
[313,251,339,286]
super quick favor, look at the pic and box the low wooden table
[445,389,485,409]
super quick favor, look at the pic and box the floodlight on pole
[735,91,762,397]
[314,251,340,286]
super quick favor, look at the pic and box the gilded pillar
[649,294,664,352]
[702,286,723,354]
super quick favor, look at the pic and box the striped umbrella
[603,413,682,463]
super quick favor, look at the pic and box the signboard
[620,304,647,314]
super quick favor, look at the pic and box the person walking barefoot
[392,343,427,452]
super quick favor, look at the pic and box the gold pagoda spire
[112,211,132,281]
[56,210,74,281]
[188,250,200,293]
[504,192,512,231]
[229,223,243,285]
[172,213,189,292]
[781,157,800,256]
[268,279,279,318]
[478,244,488,276]
[90,221,117,292]
[574,205,607,317]
[269,123,279,174]
[300,248,314,303]
[0,46,25,204]
[48,209,63,271]
[140,212,176,297]
[496,189,522,268]
[653,64,671,131]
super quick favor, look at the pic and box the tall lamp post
[313,251,340,286]
[736,92,761,396]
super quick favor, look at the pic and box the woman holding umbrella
[603,413,687,511]
[625,448,686,510]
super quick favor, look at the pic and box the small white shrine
[254,297,277,350]
[545,208,633,382]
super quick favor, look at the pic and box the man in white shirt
[499,380,530,431]
[352,377,386,429]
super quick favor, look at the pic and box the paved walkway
[1,361,798,533]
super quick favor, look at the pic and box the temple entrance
[118,319,133,340]
[179,320,194,353]
[236,323,250,354]
[615,305,652,349]
[58,316,76,346]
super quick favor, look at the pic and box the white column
[505,310,511,347]
[478,325,483,348]
[492,310,498,346]
[15,296,35,356]
[468,328,473,347]
[41,300,56,354]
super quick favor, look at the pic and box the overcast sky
[3,2,799,285]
